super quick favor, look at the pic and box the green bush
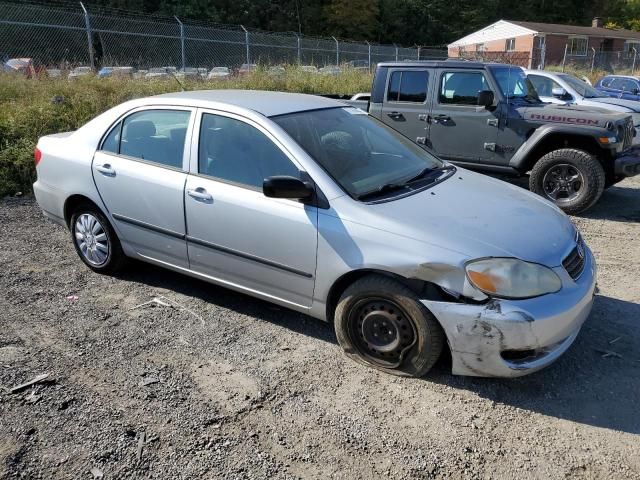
[0,67,372,197]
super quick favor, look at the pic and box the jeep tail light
[34,147,42,166]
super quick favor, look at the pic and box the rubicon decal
[528,114,600,126]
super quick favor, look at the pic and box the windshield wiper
[356,165,455,201]
[356,182,410,201]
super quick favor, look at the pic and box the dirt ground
[1,176,639,480]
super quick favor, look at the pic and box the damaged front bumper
[421,248,597,377]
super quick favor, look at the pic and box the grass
[0,66,372,198]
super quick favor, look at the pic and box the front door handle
[387,111,404,120]
[95,164,116,176]
[187,187,213,202]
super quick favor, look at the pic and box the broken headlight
[465,258,562,299]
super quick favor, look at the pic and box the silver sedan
[33,90,596,377]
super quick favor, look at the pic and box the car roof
[151,89,343,117]
[376,60,516,69]
[601,74,640,80]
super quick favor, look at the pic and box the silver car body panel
[33,90,596,377]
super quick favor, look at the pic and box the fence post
[79,2,94,69]
[633,47,638,74]
[332,36,339,65]
[394,43,398,61]
[591,47,596,74]
[241,25,250,64]
[561,44,568,72]
[175,16,185,70]
[296,34,301,64]
[366,41,371,69]
[417,45,421,60]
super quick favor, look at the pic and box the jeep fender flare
[508,123,613,172]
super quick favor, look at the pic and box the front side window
[490,66,539,101]
[439,71,490,105]
[273,107,443,200]
[387,70,429,103]
[198,113,299,189]
[559,73,606,98]
[568,37,588,56]
[614,78,640,92]
[119,109,190,169]
[528,75,561,97]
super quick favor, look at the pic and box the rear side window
[439,71,489,105]
[198,113,299,189]
[387,70,429,103]
[119,109,191,169]
[101,122,121,153]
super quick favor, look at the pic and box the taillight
[34,147,42,166]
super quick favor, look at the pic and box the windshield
[272,107,444,200]
[558,73,606,98]
[489,66,540,101]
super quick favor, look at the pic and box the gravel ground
[1,176,639,480]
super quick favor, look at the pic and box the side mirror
[477,90,494,108]
[263,175,313,200]
[552,87,568,99]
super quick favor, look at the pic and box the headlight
[465,258,562,299]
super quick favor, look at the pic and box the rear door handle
[95,164,116,176]
[187,187,213,202]
[387,111,404,120]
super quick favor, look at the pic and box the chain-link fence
[0,1,447,73]
[560,48,640,75]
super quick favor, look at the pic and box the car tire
[529,148,605,215]
[70,204,126,274]
[334,275,445,377]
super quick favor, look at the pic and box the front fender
[508,123,612,171]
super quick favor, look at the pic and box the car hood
[516,102,630,128]
[336,168,576,267]
[587,96,640,112]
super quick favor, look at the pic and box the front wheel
[334,275,445,377]
[529,148,605,214]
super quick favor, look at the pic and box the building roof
[448,19,640,48]
[152,89,343,117]
[509,20,640,40]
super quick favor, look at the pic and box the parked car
[68,66,93,79]
[527,70,640,142]
[175,67,207,79]
[4,57,42,77]
[33,90,597,378]
[320,65,341,75]
[97,66,134,78]
[145,67,177,79]
[207,67,231,79]
[238,63,257,75]
[595,75,640,101]
[343,60,640,213]
[299,65,319,74]
[346,59,370,71]
[267,65,286,76]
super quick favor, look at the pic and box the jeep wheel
[529,148,605,214]
[334,275,444,378]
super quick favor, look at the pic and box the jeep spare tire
[529,148,605,215]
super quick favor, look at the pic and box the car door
[92,107,194,268]
[184,110,318,308]
[379,68,431,145]
[428,69,498,162]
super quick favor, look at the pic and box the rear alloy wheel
[529,148,605,214]
[70,205,126,273]
[334,275,444,377]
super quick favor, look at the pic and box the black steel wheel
[529,148,605,214]
[334,275,445,377]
